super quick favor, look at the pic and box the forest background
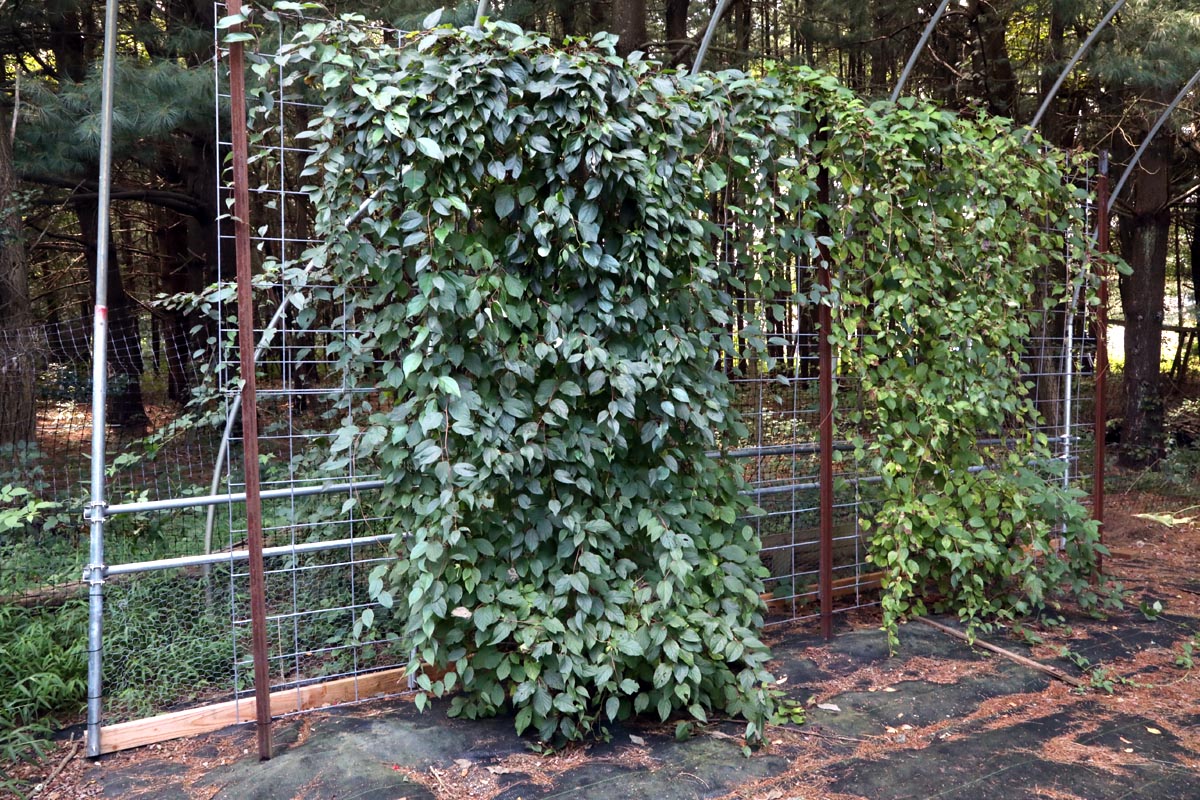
[3,0,1199,469]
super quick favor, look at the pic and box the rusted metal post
[1093,153,1110,574]
[225,0,273,761]
[817,168,834,641]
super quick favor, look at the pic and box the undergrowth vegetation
[0,601,86,785]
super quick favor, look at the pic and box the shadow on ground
[84,607,1200,800]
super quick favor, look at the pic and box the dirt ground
[6,486,1200,800]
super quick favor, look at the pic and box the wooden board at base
[90,666,412,755]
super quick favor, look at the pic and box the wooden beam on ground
[90,666,412,756]
[913,617,1085,688]
[764,571,885,616]
[1,581,86,608]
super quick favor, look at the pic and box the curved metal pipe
[1024,0,1127,145]
[1109,64,1200,214]
[691,0,735,74]
[474,0,489,27]
[202,186,387,560]
[890,0,953,103]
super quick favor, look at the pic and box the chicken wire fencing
[0,310,225,599]
[55,6,1106,756]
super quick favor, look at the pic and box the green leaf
[403,352,422,377]
[495,192,515,217]
[416,137,445,161]
[422,8,444,28]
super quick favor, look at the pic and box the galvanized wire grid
[94,7,409,725]
[211,5,411,720]
[716,167,1101,628]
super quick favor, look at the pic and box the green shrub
[820,100,1119,641]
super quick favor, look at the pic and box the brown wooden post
[1093,153,1110,575]
[226,0,273,760]
[817,167,834,640]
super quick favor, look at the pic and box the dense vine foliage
[276,16,780,745]
[816,101,1116,643]
[261,7,1115,744]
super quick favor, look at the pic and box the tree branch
[18,172,208,217]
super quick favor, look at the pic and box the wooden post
[226,0,273,761]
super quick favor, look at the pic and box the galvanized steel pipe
[84,0,121,760]
[890,0,953,103]
[1024,0,1127,144]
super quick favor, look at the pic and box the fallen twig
[34,737,81,796]
[914,617,1086,688]
[795,728,873,744]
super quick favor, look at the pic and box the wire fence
[0,312,224,599]
[0,6,1104,754]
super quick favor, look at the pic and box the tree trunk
[611,0,647,56]
[1038,5,1068,146]
[47,2,146,430]
[556,0,578,36]
[1118,135,1172,467]
[734,0,752,67]
[0,119,38,447]
[967,0,1018,118]
[74,196,149,431]
[665,0,690,65]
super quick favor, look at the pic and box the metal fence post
[226,0,273,761]
[84,0,121,760]
[1094,153,1110,573]
[817,166,834,641]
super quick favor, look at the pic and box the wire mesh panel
[214,10,416,713]
[101,562,240,724]
[0,311,225,600]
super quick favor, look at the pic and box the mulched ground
[6,486,1200,800]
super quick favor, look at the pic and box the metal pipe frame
[1024,0,1127,144]
[1093,153,1110,575]
[106,533,395,576]
[691,0,734,74]
[1109,65,1200,214]
[890,0,953,103]
[84,0,120,761]
[747,462,1005,499]
[474,0,489,27]
[109,479,387,517]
